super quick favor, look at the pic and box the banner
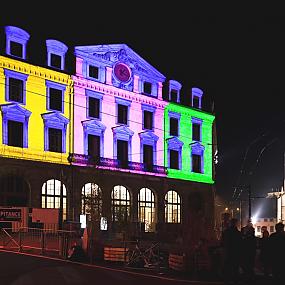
[0,208,22,221]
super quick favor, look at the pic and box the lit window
[111,185,131,223]
[165,190,181,223]
[81,183,102,222]
[138,188,156,232]
[41,179,67,221]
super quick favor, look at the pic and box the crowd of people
[221,218,285,285]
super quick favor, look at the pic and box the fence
[0,227,78,258]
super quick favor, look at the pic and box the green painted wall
[164,103,215,183]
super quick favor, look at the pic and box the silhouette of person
[240,220,257,283]
[268,222,285,285]
[258,227,271,278]
[68,239,87,263]
[221,218,242,285]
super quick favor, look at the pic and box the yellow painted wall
[0,56,73,164]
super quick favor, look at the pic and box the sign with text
[0,208,22,221]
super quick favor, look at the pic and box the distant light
[251,216,257,225]
[237,207,240,211]
[225,207,228,211]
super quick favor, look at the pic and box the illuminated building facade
[0,25,217,250]
[0,26,73,226]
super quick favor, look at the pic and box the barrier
[104,246,128,262]
[168,253,186,271]
[0,227,78,258]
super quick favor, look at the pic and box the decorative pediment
[82,119,106,133]
[112,125,134,137]
[41,111,69,128]
[190,142,205,154]
[167,137,184,149]
[75,44,165,81]
[0,103,31,118]
[139,131,159,142]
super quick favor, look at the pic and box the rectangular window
[51,53,62,69]
[143,144,153,171]
[49,88,63,111]
[270,226,274,232]
[170,90,178,102]
[88,97,100,118]
[192,123,201,141]
[89,65,99,79]
[143,82,152,94]
[117,140,128,168]
[10,41,23,58]
[9,77,23,103]
[8,120,23,147]
[48,128,62,153]
[192,154,202,173]
[143,110,153,130]
[170,149,179,169]
[88,134,100,158]
[170,117,178,136]
[118,104,128,125]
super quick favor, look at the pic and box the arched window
[138,188,156,232]
[41,179,67,220]
[111,185,131,223]
[165,190,181,223]
[81,183,102,222]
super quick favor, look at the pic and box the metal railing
[0,227,78,258]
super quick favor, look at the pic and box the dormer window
[5,26,30,60]
[168,80,181,103]
[170,90,178,103]
[46,39,68,70]
[50,54,62,69]
[192,87,203,109]
[193,96,200,108]
[10,41,23,58]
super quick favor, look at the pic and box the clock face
[114,62,131,82]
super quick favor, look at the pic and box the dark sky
[1,6,284,218]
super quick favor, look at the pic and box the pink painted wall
[72,61,166,168]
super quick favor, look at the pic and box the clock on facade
[113,62,131,83]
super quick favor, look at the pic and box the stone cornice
[73,75,167,109]
[0,56,71,85]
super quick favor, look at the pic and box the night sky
[1,6,284,218]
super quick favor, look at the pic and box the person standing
[221,218,242,285]
[258,228,271,278]
[240,220,257,283]
[268,222,285,285]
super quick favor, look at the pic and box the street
[0,249,274,285]
[0,250,222,285]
